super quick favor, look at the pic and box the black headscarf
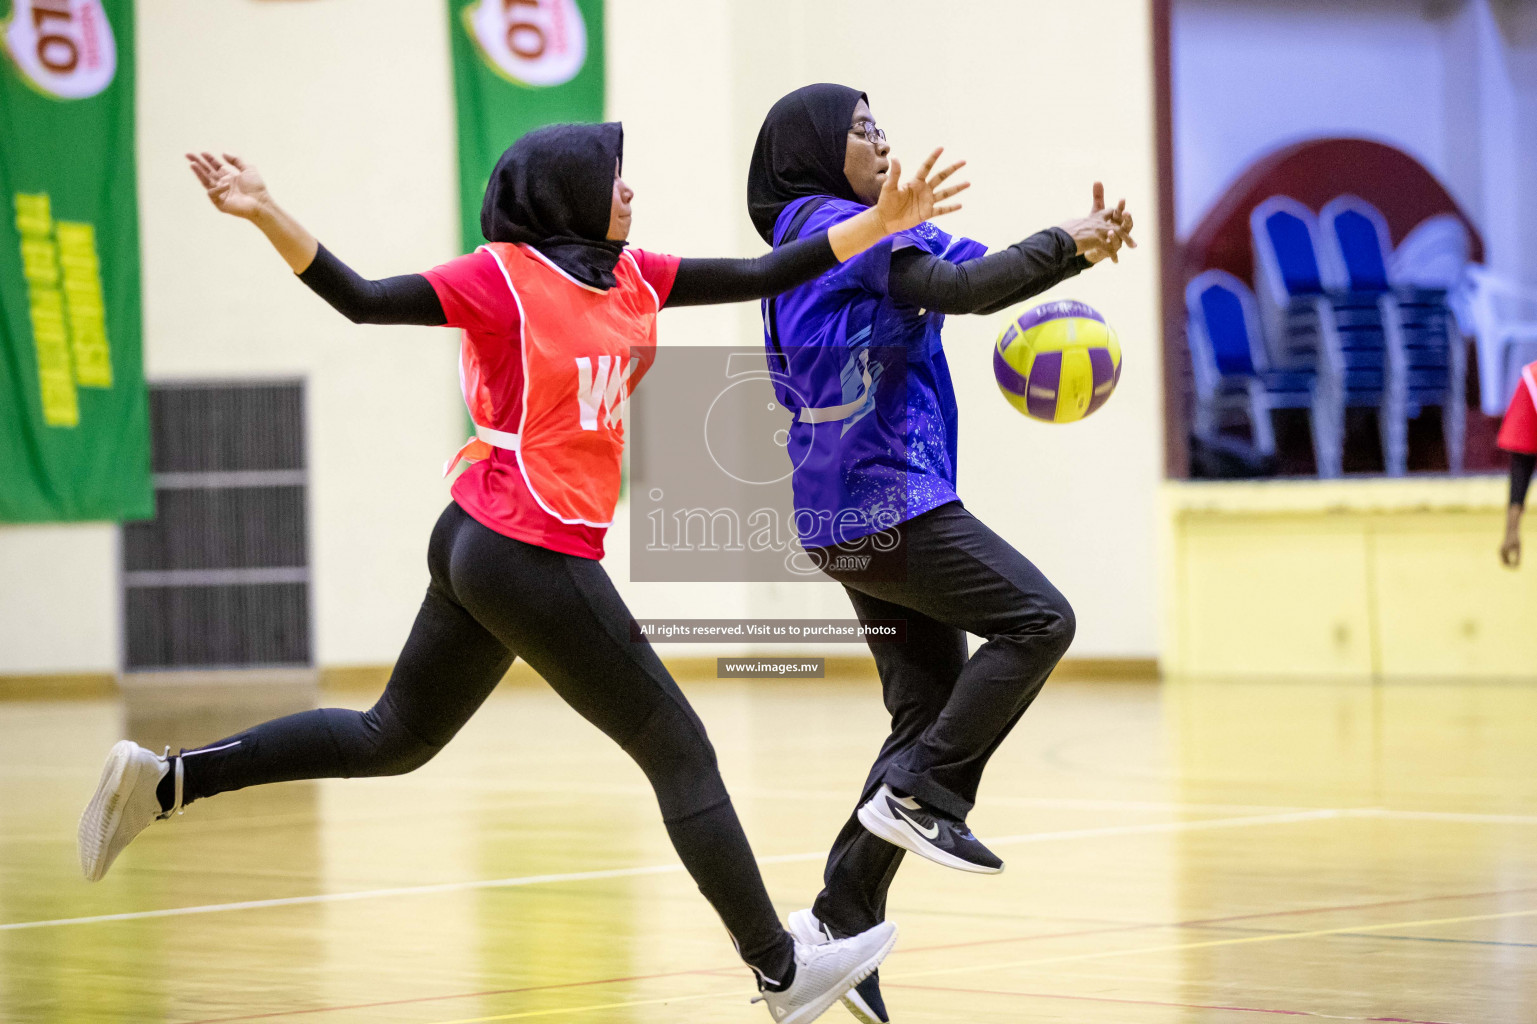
[746,84,868,244]
[481,121,627,290]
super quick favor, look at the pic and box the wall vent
[121,381,311,670]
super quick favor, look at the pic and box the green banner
[0,0,150,522]
[447,0,606,251]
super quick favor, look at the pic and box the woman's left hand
[1061,182,1137,264]
[876,148,969,235]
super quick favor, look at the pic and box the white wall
[1173,0,1446,238]
[1173,0,1537,285]
[0,0,1162,673]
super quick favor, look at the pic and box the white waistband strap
[475,424,521,450]
[796,361,875,425]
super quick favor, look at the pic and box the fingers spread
[914,147,943,182]
[929,159,966,187]
[933,181,970,202]
[186,155,213,188]
[932,202,962,217]
[884,157,902,192]
[223,153,246,170]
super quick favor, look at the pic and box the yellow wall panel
[1372,513,1537,678]
[1166,479,1535,679]
[1179,516,1374,677]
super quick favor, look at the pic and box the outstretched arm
[888,182,1137,316]
[666,233,838,308]
[187,152,446,326]
[887,229,1086,315]
[1502,452,1533,568]
[665,148,968,308]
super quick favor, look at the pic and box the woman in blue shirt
[748,83,1135,1024]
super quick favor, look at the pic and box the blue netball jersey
[764,196,987,549]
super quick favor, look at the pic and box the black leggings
[175,502,793,982]
[806,501,1075,937]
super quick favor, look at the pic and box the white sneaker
[78,741,183,882]
[755,919,897,1024]
[788,910,891,1023]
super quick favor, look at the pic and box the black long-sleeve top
[298,224,1090,327]
[295,231,841,325]
[886,226,1090,314]
[1513,452,1535,508]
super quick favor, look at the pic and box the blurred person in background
[78,122,965,1024]
[1498,360,1536,568]
[745,83,1134,1024]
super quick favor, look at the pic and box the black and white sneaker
[788,909,891,1024]
[754,920,896,1024]
[856,784,1003,875]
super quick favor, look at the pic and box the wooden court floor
[2,675,1535,1023]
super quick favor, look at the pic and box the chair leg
[1444,398,1466,474]
[1447,320,1468,475]
[1381,402,1408,477]
[1312,394,1342,479]
[1249,383,1277,457]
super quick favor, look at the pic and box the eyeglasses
[848,121,886,144]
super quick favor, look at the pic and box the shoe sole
[78,741,142,882]
[840,986,884,1024]
[782,923,898,1024]
[856,801,1003,875]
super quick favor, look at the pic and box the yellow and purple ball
[992,300,1121,423]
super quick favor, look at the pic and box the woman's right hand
[1500,508,1523,568]
[187,152,271,221]
[185,151,319,273]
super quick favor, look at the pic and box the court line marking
[172,886,1537,1024]
[900,907,1537,980]
[411,910,1534,1024]
[1187,921,1537,949]
[888,982,1463,1024]
[0,808,1349,932]
[174,969,733,1024]
[426,989,741,1024]
[833,884,1537,961]
[9,792,1537,846]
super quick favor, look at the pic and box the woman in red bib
[1498,360,1537,568]
[78,123,964,1022]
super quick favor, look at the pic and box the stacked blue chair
[1250,196,1395,477]
[1186,269,1329,471]
[1319,196,1465,473]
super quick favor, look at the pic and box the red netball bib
[450,244,658,526]
[1497,361,1537,456]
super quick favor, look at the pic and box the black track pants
[806,501,1075,937]
[175,502,794,983]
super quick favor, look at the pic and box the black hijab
[481,121,627,290]
[746,83,868,244]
